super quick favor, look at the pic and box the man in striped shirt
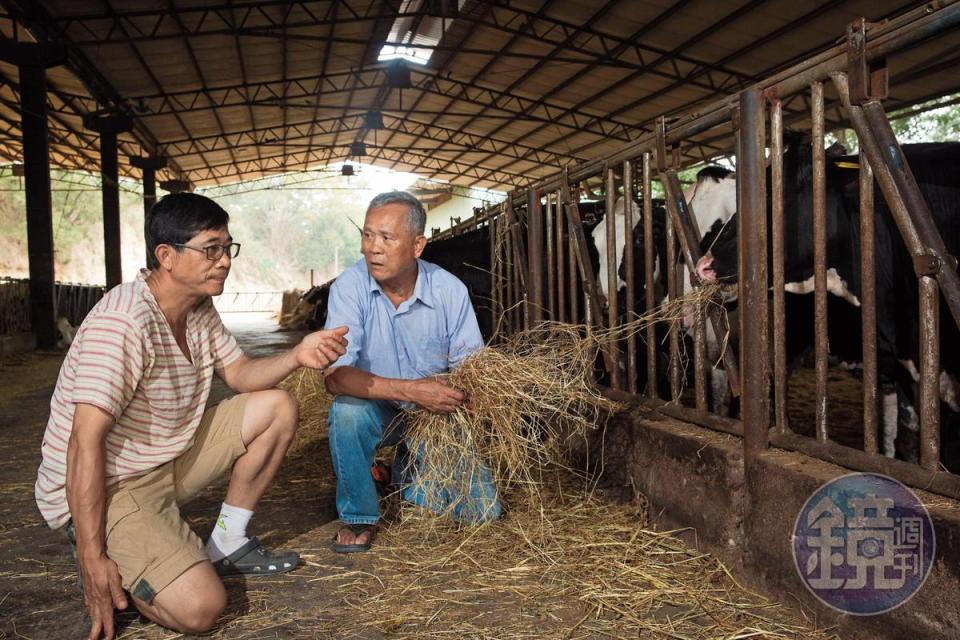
[35,193,349,640]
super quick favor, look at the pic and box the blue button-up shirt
[324,258,483,380]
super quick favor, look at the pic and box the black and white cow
[697,142,960,466]
[592,167,736,303]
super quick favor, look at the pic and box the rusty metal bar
[545,192,555,321]
[505,198,527,333]
[623,159,638,395]
[860,154,879,455]
[556,190,567,324]
[693,300,707,412]
[812,81,830,442]
[919,276,941,471]
[657,119,741,399]
[527,188,544,326]
[490,215,501,341]
[560,171,619,376]
[605,166,619,327]
[605,166,621,390]
[771,429,960,502]
[643,154,658,399]
[666,208,680,402]
[861,101,960,333]
[504,217,515,335]
[769,96,788,433]
[834,73,960,334]
[602,387,746,438]
[569,215,579,325]
[738,86,770,465]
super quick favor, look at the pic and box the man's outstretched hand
[295,325,349,370]
[405,376,466,414]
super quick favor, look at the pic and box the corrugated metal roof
[0,0,957,191]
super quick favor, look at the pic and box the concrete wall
[587,396,960,640]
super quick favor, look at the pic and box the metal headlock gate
[439,1,960,502]
[0,277,104,336]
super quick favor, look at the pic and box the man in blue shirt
[323,191,500,552]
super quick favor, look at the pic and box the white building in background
[408,179,505,237]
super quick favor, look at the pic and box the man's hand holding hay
[322,191,500,554]
[403,376,465,414]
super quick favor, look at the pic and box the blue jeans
[327,395,501,525]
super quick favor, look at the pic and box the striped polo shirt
[35,271,243,529]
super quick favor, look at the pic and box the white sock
[206,503,253,562]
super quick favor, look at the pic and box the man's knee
[328,396,382,439]
[271,388,298,438]
[248,388,298,441]
[174,588,227,634]
[145,565,227,634]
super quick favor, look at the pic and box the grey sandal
[213,537,299,576]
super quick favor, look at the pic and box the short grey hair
[366,190,426,235]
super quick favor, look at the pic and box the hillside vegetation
[0,169,410,291]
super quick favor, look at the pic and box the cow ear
[825,142,848,159]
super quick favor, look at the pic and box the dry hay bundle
[400,282,729,520]
[278,299,315,331]
[402,323,615,521]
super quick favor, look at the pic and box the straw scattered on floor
[102,284,841,639]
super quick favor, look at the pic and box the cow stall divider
[434,0,960,502]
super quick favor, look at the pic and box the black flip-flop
[331,523,376,554]
[213,537,299,576]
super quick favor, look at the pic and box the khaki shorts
[101,394,248,603]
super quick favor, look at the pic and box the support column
[0,41,66,349]
[84,114,133,290]
[130,155,166,267]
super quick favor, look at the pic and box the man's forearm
[324,366,412,402]
[228,350,302,393]
[66,434,109,558]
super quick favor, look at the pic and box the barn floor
[0,314,843,639]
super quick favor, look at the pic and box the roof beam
[0,0,188,180]
[127,66,642,141]
[428,0,625,181]
[466,0,780,185]
[155,112,585,168]
[184,144,535,189]
[165,0,240,184]
[94,0,218,184]
[52,1,757,83]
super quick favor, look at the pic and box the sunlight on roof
[377,44,431,66]
[376,0,464,67]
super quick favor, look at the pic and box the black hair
[145,193,230,268]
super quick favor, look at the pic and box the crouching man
[35,193,349,639]
[324,191,500,554]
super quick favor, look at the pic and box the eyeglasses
[173,242,241,261]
